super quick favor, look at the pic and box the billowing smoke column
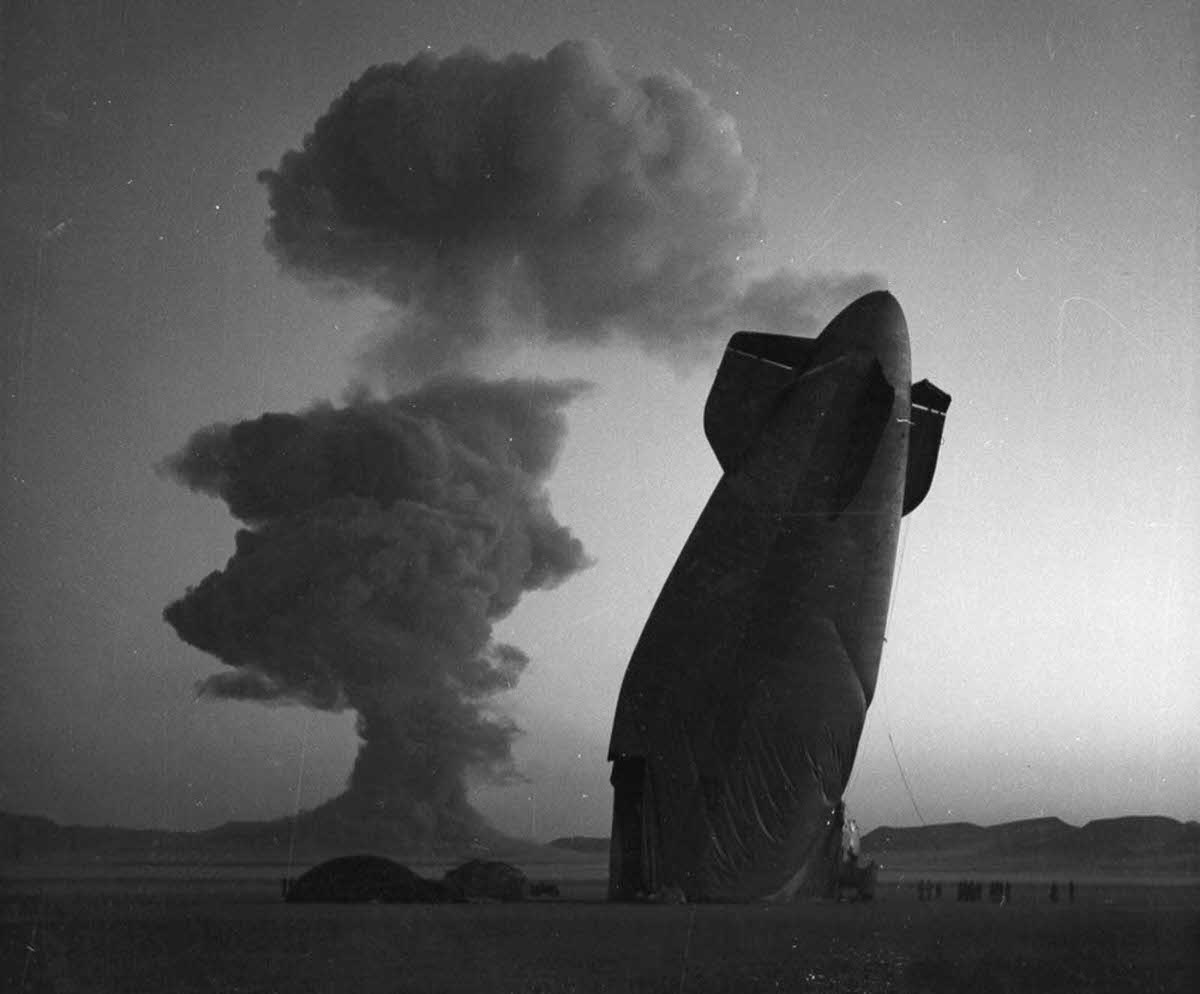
[257,39,881,377]
[165,39,881,845]
[163,378,589,842]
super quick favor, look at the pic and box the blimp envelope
[607,291,950,902]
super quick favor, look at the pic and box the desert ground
[3,861,1197,993]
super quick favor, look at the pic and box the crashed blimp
[607,290,950,902]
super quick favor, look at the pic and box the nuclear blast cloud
[166,39,884,845]
[162,377,590,841]
[258,40,879,378]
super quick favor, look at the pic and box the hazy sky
[1,0,1195,840]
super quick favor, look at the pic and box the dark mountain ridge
[863,815,1200,873]
[546,836,610,853]
[4,810,1197,874]
[0,806,541,865]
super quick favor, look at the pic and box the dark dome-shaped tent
[443,859,530,902]
[284,854,453,903]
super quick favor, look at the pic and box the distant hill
[863,816,1200,874]
[194,793,516,861]
[0,811,193,862]
[523,817,1200,874]
[547,836,609,854]
[0,807,542,865]
[5,811,1196,875]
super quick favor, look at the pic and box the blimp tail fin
[902,379,952,515]
[704,332,818,473]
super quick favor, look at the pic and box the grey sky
[1,0,1194,839]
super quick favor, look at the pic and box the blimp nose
[812,290,910,389]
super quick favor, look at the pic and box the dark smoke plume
[258,40,881,379]
[166,40,881,846]
[162,378,589,843]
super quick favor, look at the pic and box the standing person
[1049,881,1059,903]
[1068,880,1075,903]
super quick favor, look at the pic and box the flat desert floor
[2,863,1197,993]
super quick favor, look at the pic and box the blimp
[607,290,950,902]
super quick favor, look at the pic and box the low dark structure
[443,859,530,902]
[284,853,454,903]
[836,859,878,902]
